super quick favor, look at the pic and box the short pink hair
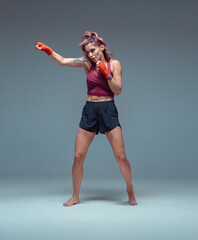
[80,31,115,63]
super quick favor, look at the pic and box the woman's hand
[96,61,112,80]
[35,42,53,55]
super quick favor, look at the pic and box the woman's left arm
[108,60,122,96]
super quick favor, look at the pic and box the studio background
[1,0,198,177]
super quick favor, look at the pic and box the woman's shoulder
[110,59,120,65]
[83,59,92,73]
[110,59,121,72]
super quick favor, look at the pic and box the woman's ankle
[126,184,133,192]
[73,192,79,198]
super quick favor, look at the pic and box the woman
[35,31,137,206]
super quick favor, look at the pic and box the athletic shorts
[79,100,122,135]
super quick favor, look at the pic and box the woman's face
[85,42,105,63]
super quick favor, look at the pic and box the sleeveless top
[86,61,114,97]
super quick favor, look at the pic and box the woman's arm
[108,60,122,96]
[50,51,87,67]
[35,42,87,68]
[107,60,122,96]
[97,60,122,96]
[50,52,87,68]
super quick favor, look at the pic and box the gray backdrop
[1,0,197,177]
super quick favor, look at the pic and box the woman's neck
[101,56,107,64]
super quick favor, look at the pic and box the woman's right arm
[35,42,88,68]
[50,51,87,68]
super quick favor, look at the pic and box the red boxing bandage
[35,42,53,55]
[97,61,112,80]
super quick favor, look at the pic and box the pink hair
[80,31,115,64]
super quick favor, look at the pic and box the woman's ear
[100,44,105,51]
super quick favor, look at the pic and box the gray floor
[0,174,197,240]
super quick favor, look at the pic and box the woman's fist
[96,61,112,80]
[35,42,53,55]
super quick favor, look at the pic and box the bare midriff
[87,95,114,102]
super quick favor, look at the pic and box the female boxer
[35,31,137,206]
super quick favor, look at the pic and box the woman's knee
[116,154,128,164]
[74,152,86,165]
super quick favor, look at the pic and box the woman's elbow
[115,87,122,96]
[58,58,66,66]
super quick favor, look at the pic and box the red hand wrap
[98,61,112,80]
[36,42,53,55]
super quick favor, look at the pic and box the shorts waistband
[86,100,114,105]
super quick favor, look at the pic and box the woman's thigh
[105,126,126,161]
[74,127,96,159]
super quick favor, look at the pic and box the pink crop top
[86,61,114,97]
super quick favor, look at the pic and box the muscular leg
[105,126,137,205]
[63,127,96,207]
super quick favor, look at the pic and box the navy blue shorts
[79,100,122,135]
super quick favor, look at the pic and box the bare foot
[63,195,80,207]
[127,186,137,205]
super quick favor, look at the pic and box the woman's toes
[129,201,137,205]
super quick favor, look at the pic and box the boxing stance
[35,31,137,206]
